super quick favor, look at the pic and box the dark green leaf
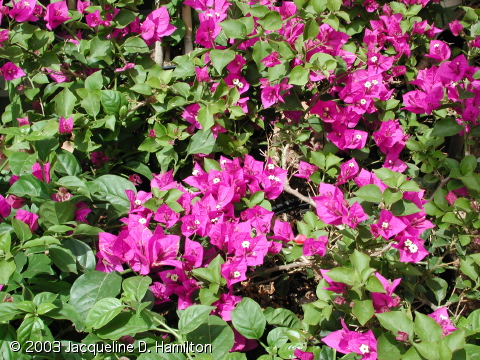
[231,298,266,339]
[85,298,125,330]
[178,305,216,334]
[69,271,122,322]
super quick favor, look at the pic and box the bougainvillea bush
[1,0,480,358]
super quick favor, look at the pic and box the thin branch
[428,176,450,201]
[281,144,317,208]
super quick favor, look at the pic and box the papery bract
[15,209,38,231]
[1,62,26,81]
[44,1,71,30]
[428,307,457,336]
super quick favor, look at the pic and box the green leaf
[81,90,101,117]
[376,311,414,338]
[96,310,151,340]
[350,250,371,274]
[85,297,125,330]
[432,118,463,137]
[17,316,51,345]
[63,238,96,272]
[264,308,302,329]
[186,130,220,156]
[231,298,266,339]
[391,200,421,216]
[12,219,32,242]
[39,200,75,228]
[54,87,76,117]
[89,175,136,215]
[258,11,282,31]
[414,342,440,360]
[353,300,374,325]
[49,245,78,274]
[9,152,37,176]
[101,90,128,116]
[426,277,448,304]
[415,312,443,343]
[55,150,81,176]
[0,259,16,285]
[442,330,465,352]
[460,155,477,176]
[179,305,216,334]
[304,18,320,39]
[85,70,103,91]
[8,174,50,200]
[289,66,309,86]
[210,49,235,73]
[185,315,234,359]
[377,332,403,360]
[123,37,150,54]
[325,267,357,285]
[220,19,248,39]
[69,271,122,323]
[122,276,152,302]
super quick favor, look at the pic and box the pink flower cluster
[96,155,302,308]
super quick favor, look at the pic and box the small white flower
[372,79,378,85]
[381,222,389,229]
[371,56,378,62]
[434,43,440,48]
[440,314,449,320]
[211,217,219,223]
[134,199,142,206]
[360,99,367,105]
[170,274,178,282]
[194,220,200,225]
[364,81,372,88]
[213,177,220,184]
[356,134,362,140]
[138,218,147,225]
[359,344,370,354]
[404,239,413,247]
[192,169,199,176]
[267,163,275,170]
[348,163,355,167]
[242,241,250,248]
[408,244,418,253]
[233,271,241,278]
[232,78,240,85]
[221,159,227,164]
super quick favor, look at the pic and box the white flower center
[192,169,199,176]
[138,218,147,225]
[233,271,241,278]
[171,274,178,282]
[267,164,275,170]
[434,43,440,48]
[360,99,367,105]
[348,163,355,167]
[213,177,220,184]
[355,134,362,140]
[440,314,448,320]
[404,239,413,247]
[381,222,389,229]
[371,56,378,62]
[134,199,142,206]
[241,240,250,248]
[359,344,370,354]
[364,81,372,88]
[194,220,200,225]
[372,79,378,85]
[408,244,418,253]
